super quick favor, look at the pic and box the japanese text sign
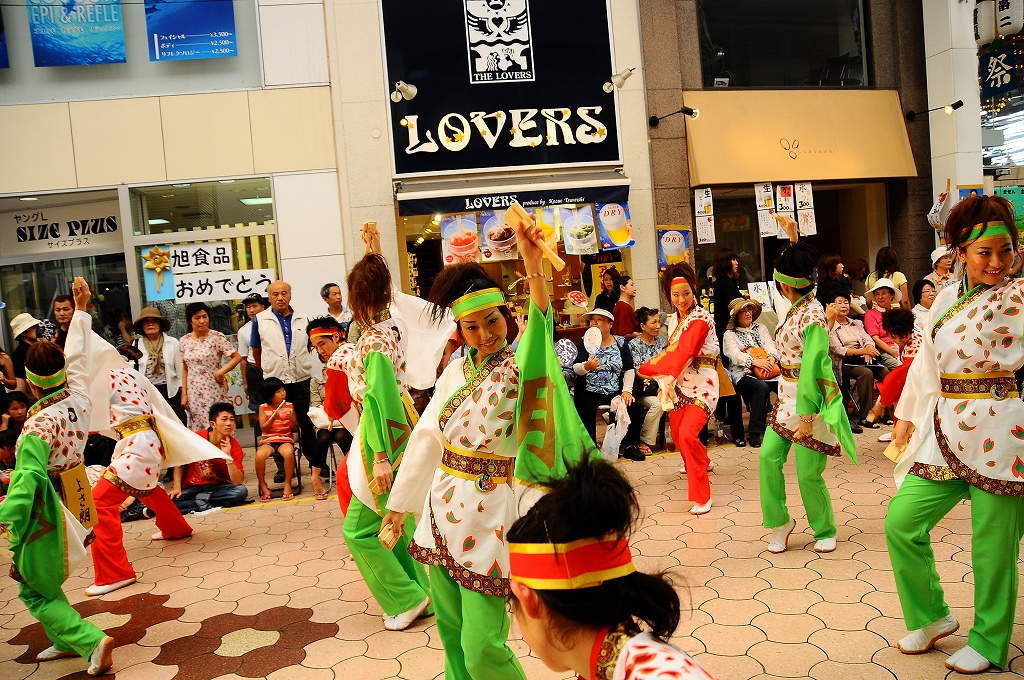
[173,268,275,304]
[170,242,234,273]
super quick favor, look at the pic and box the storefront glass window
[698,0,868,88]
[0,253,130,349]
[130,178,274,236]
[691,194,766,307]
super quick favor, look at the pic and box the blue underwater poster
[26,0,127,67]
[145,0,238,62]
[0,11,9,68]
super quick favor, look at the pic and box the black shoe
[749,434,762,447]
[734,439,746,448]
[120,500,145,523]
[621,445,646,462]
[142,507,156,520]
[851,423,864,434]
[862,420,878,429]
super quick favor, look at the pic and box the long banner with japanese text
[173,268,274,304]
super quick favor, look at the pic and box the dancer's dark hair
[347,254,392,326]
[660,262,698,302]
[306,316,344,351]
[507,456,681,642]
[774,241,819,296]
[882,308,916,339]
[945,194,1018,250]
[25,341,67,395]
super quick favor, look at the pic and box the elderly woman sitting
[721,298,779,448]
[826,290,888,433]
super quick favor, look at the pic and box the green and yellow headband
[26,366,67,390]
[452,288,506,321]
[965,221,1013,245]
[773,270,813,288]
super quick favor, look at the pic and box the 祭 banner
[145,0,238,62]
[0,11,9,69]
[26,0,126,67]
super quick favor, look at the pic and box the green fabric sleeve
[800,323,858,463]
[360,351,404,470]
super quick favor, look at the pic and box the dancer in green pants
[759,219,856,555]
[889,195,1024,674]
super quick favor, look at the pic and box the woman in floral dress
[179,302,242,431]
[888,195,1024,674]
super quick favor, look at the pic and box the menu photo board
[440,214,481,265]
[657,227,692,271]
[596,202,634,250]
[145,0,238,62]
[27,0,127,67]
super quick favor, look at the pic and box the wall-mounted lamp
[648,106,700,127]
[603,67,635,93]
[905,99,963,122]
[390,81,418,103]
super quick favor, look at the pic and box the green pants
[885,474,1024,668]
[20,582,105,660]
[429,566,526,680]
[759,427,836,540]
[343,496,430,617]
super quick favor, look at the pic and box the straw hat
[133,306,171,334]
[10,313,40,339]
[726,298,762,329]
[867,277,902,304]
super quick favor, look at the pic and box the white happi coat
[896,278,1024,493]
[598,632,717,680]
[663,307,720,413]
[104,368,165,496]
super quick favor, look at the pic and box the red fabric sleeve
[230,438,245,472]
[878,356,913,408]
[611,302,639,336]
[323,368,354,423]
[639,319,710,379]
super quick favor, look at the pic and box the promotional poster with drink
[596,202,634,250]
[561,206,599,255]
[441,214,481,264]
[657,227,692,271]
[479,210,518,261]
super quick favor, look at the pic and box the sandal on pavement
[259,490,272,503]
[813,537,837,553]
[314,491,329,500]
[384,597,431,631]
[638,443,653,455]
[281,491,295,501]
[36,646,77,662]
[85,578,137,597]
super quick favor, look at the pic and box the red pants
[91,478,192,586]
[671,405,711,504]
[336,455,353,516]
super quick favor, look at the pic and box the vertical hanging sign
[694,188,715,244]
[27,0,126,67]
[145,0,238,62]
[0,11,9,68]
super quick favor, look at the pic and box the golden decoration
[143,245,170,291]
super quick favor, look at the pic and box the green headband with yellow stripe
[965,221,1013,244]
[773,269,813,288]
[452,288,506,321]
[26,367,67,390]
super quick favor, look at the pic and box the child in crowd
[0,427,17,498]
[255,377,297,502]
[507,456,717,680]
[1,391,29,432]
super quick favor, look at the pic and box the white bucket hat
[583,308,615,321]
[930,246,951,266]
[867,277,902,304]
[10,312,40,339]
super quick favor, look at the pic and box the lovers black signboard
[381,0,622,177]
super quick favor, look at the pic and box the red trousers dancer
[86,368,192,596]
[671,404,711,505]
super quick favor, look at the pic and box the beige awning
[682,89,918,187]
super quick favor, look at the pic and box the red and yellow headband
[308,327,339,339]
[670,276,691,290]
[509,535,635,590]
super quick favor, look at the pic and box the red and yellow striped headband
[308,327,339,339]
[509,535,635,590]
[670,277,691,290]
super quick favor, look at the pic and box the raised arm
[64,278,94,397]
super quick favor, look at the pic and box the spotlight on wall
[648,106,700,127]
[602,67,635,93]
[390,81,418,103]
[905,99,963,122]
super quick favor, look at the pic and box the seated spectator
[611,275,641,340]
[624,307,666,455]
[306,316,354,501]
[827,291,888,433]
[863,279,902,369]
[0,427,18,497]
[868,308,922,435]
[911,279,936,329]
[817,253,853,306]
[171,402,248,514]
[572,309,641,461]
[255,377,298,502]
[721,298,778,448]
[924,247,954,288]
[1,391,29,433]
[9,313,41,393]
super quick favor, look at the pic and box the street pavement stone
[2,426,1024,679]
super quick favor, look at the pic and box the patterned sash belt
[692,355,717,370]
[441,443,512,493]
[112,414,157,439]
[939,371,1018,400]
[780,364,800,382]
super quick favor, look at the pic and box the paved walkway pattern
[1,428,1022,679]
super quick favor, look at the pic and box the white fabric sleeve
[722,330,751,368]
[760,324,780,360]
[63,311,93,399]
[621,369,635,393]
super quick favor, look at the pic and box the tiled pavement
[1,427,1023,679]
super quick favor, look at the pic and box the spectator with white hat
[924,246,954,288]
[10,312,41,393]
[863,278,902,369]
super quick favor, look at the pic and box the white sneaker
[707,460,716,473]
[689,498,713,515]
[813,537,837,553]
[87,636,114,676]
[767,518,796,554]
[383,597,430,631]
[897,614,959,654]
[945,645,990,674]
[679,464,687,475]
[151,530,191,541]
[36,646,76,662]
[85,578,136,597]
[878,432,893,443]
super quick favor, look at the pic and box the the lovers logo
[464,0,534,84]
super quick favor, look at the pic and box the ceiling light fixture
[19,197,38,201]
[148,218,170,225]
[648,106,700,127]
[240,197,273,206]
[602,67,635,93]
[905,99,964,122]
[390,81,418,103]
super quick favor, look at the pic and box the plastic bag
[600,395,631,463]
